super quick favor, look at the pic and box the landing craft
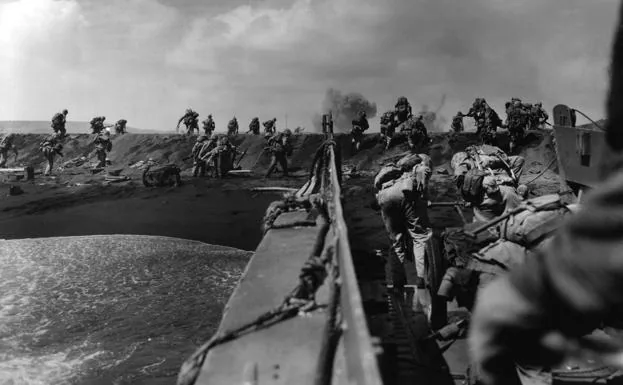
[552,104,607,200]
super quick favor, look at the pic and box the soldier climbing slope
[351,110,369,152]
[114,119,127,135]
[531,102,549,129]
[51,109,68,137]
[0,134,18,168]
[451,111,465,133]
[93,130,112,168]
[505,99,531,153]
[469,3,623,384]
[464,98,487,133]
[177,109,200,135]
[404,115,429,151]
[394,96,413,125]
[375,156,432,296]
[202,135,240,178]
[90,116,111,134]
[263,118,277,135]
[190,134,210,177]
[265,129,293,178]
[227,117,239,136]
[380,110,396,150]
[248,117,260,135]
[202,115,215,137]
[481,105,505,146]
[40,134,63,176]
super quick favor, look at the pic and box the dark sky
[0,0,618,131]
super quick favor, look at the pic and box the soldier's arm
[470,171,623,385]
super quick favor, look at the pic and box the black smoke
[312,88,377,133]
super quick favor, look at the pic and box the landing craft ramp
[181,124,387,385]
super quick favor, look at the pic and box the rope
[572,109,605,130]
[176,139,340,385]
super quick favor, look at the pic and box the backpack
[52,113,64,126]
[460,169,487,204]
[376,174,415,207]
[500,195,570,247]
[374,165,403,190]
[396,153,422,171]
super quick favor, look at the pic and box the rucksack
[500,194,570,247]
[52,113,64,126]
[460,169,487,204]
[374,165,403,190]
[396,153,422,171]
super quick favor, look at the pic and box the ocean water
[0,235,251,385]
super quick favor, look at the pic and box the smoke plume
[312,88,377,133]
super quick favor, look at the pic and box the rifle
[427,201,466,208]
[234,148,248,169]
[465,191,573,238]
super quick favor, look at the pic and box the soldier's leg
[507,155,525,179]
[44,153,54,175]
[380,205,408,290]
[0,150,7,168]
[199,160,206,177]
[265,154,278,178]
[278,153,288,176]
[192,161,200,177]
[402,199,432,287]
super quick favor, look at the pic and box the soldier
[481,105,505,146]
[380,111,396,150]
[190,134,210,177]
[406,115,429,151]
[469,4,623,384]
[465,98,487,134]
[114,119,127,135]
[93,130,112,168]
[90,116,111,134]
[40,134,63,176]
[0,134,18,168]
[248,117,261,135]
[351,110,369,152]
[202,115,215,136]
[451,112,465,133]
[204,135,240,178]
[177,109,200,135]
[51,109,68,137]
[532,102,549,129]
[263,118,277,135]
[376,160,432,292]
[227,117,239,136]
[265,129,293,178]
[505,99,530,153]
[394,96,413,125]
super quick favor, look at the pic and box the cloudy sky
[0,0,618,132]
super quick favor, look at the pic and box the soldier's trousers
[192,160,206,177]
[96,150,107,168]
[0,149,8,168]
[506,155,525,180]
[44,153,55,175]
[380,197,432,287]
[266,152,288,178]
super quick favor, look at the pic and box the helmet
[535,102,542,107]
[358,110,367,118]
[283,129,292,136]
[208,114,212,118]
[62,109,68,115]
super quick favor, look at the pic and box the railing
[325,145,384,385]
[317,112,383,385]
